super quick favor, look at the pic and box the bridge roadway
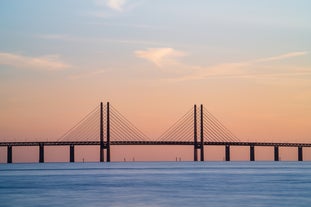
[1,141,309,163]
[1,141,311,147]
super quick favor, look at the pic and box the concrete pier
[274,146,279,161]
[298,146,303,161]
[225,145,230,161]
[39,143,44,163]
[70,145,75,162]
[250,145,255,161]
[7,145,12,163]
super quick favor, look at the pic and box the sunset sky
[1,0,311,162]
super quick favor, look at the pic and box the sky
[0,0,311,162]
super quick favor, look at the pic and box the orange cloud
[107,0,126,11]
[135,48,186,67]
[163,51,309,81]
[94,0,127,11]
[0,52,70,71]
[256,51,308,62]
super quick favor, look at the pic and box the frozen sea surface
[1,162,311,207]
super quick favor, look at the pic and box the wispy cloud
[94,0,127,12]
[256,51,308,62]
[87,22,163,30]
[135,48,186,67]
[37,33,166,46]
[106,0,127,11]
[199,51,309,79]
[0,52,70,71]
[135,50,309,81]
[90,0,144,18]
[165,62,252,82]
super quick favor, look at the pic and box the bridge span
[1,102,309,163]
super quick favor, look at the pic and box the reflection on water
[1,162,311,207]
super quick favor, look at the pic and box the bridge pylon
[100,102,111,162]
[106,102,111,162]
[194,104,198,161]
[193,104,204,162]
[100,102,104,162]
[200,104,204,161]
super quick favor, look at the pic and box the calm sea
[0,162,311,207]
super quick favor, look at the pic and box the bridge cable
[57,106,100,142]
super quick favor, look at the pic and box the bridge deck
[0,141,311,147]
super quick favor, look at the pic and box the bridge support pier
[7,145,12,163]
[298,146,303,161]
[70,145,75,162]
[39,143,44,163]
[100,102,104,162]
[225,145,230,161]
[200,105,204,161]
[194,148,198,162]
[274,146,279,161]
[107,102,111,162]
[250,145,255,161]
[106,145,110,163]
[200,146,204,161]
[193,104,198,162]
[100,146,104,162]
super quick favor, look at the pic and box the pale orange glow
[111,146,193,162]
[44,146,69,162]
[1,1,310,163]
[254,147,274,161]
[204,146,225,161]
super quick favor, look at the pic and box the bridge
[0,102,309,163]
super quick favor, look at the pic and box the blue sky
[1,0,310,66]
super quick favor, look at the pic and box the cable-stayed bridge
[1,102,310,163]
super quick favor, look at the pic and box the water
[1,162,311,207]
